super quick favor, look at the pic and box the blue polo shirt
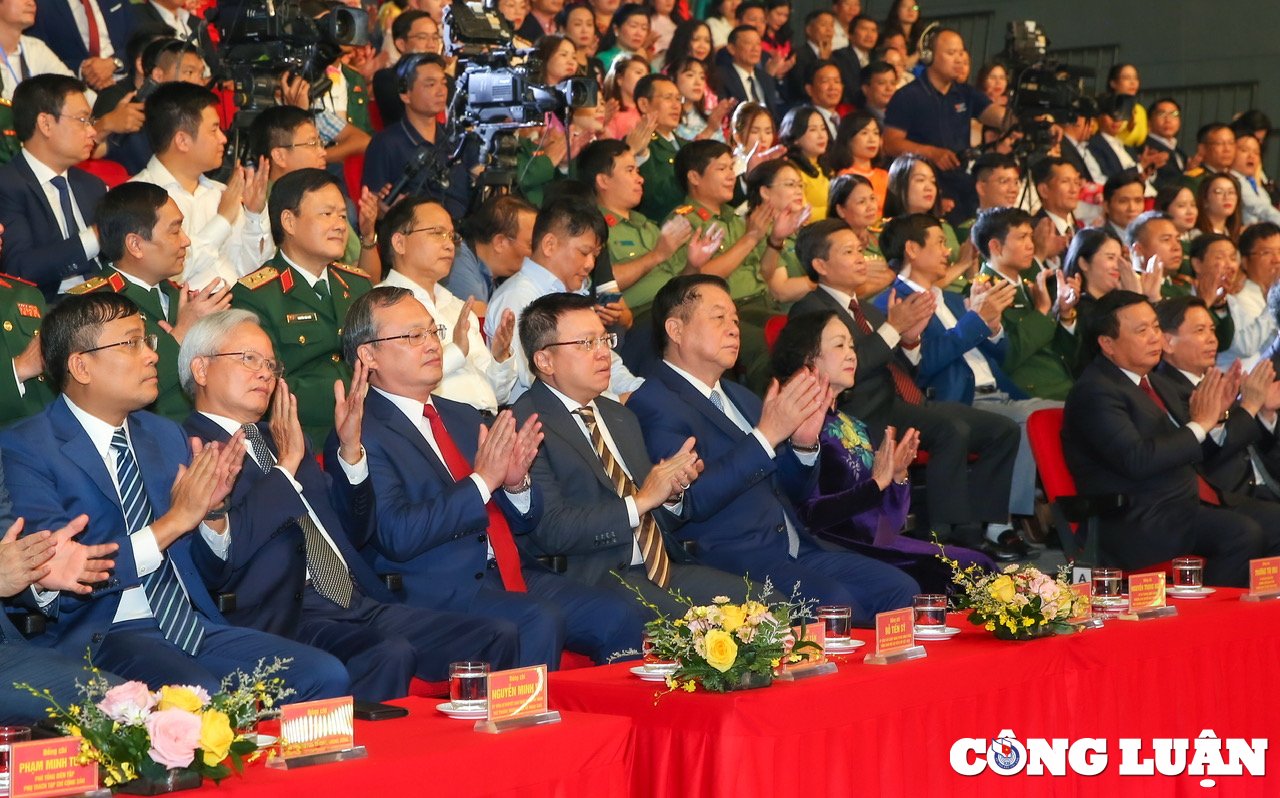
[361,117,474,221]
[884,76,991,154]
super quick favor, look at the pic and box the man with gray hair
[178,308,519,701]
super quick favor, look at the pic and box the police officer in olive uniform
[0,273,53,421]
[232,169,372,444]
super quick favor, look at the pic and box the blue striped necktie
[111,427,205,655]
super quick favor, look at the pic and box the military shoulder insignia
[238,266,281,290]
[674,205,693,215]
[16,302,40,318]
[329,262,371,279]
[68,275,112,294]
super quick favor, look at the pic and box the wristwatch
[503,473,532,494]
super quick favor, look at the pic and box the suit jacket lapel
[657,364,744,441]
[367,390,454,484]
[599,399,653,486]
[14,156,59,234]
[278,259,331,318]
[530,382,618,494]
[129,415,175,519]
[52,400,122,519]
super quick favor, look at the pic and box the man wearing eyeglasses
[512,292,758,616]
[377,197,517,415]
[1145,98,1188,187]
[0,292,352,698]
[0,74,106,300]
[233,168,373,445]
[333,286,645,668]
[177,309,518,701]
[68,182,232,421]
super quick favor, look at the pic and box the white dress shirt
[732,63,761,103]
[149,1,193,38]
[58,396,229,622]
[485,257,643,402]
[380,269,516,413]
[0,37,75,100]
[1118,366,1207,443]
[22,149,101,294]
[118,269,169,316]
[67,0,115,61]
[1219,277,1275,371]
[372,387,532,559]
[130,156,274,289]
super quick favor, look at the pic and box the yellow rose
[156,686,203,713]
[988,575,1016,604]
[703,629,738,672]
[719,604,747,633]
[198,710,235,767]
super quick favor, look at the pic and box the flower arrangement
[627,578,819,693]
[17,658,295,791]
[940,551,1089,639]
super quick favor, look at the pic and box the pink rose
[98,681,156,725]
[145,709,202,770]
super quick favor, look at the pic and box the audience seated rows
[5,0,1280,722]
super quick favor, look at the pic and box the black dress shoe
[989,530,1036,561]
[980,543,1019,563]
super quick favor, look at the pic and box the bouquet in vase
[17,657,294,792]
[940,551,1088,639]
[629,578,819,693]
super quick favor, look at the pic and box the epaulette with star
[238,266,281,290]
[329,262,371,279]
[68,274,119,294]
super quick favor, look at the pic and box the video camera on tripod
[384,0,599,208]
[995,21,1099,158]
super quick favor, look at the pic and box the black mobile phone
[353,701,409,721]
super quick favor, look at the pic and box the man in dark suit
[1062,290,1278,586]
[791,219,1026,556]
[335,287,644,666]
[0,75,108,300]
[627,275,919,625]
[1,490,121,723]
[28,0,136,92]
[1146,98,1189,187]
[0,292,350,696]
[716,26,780,118]
[788,11,858,110]
[180,310,517,701]
[1029,156,1083,270]
[512,292,752,616]
[1155,295,1280,509]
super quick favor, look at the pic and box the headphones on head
[917,22,941,67]
[396,53,429,93]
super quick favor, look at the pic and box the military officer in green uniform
[232,168,372,444]
[635,74,689,223]
[0,271,53,421]
[970,207,1081,401]
[68,183,232,421]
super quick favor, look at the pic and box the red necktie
[422,404,528,591]
[1138,376,1221,506]
[849,299,925,405]
[79,0,101,58]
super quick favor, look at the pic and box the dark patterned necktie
[848,299,925,405]
[240,424,354,607]
[574,407,670,587]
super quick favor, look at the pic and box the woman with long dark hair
[779,105,832,220]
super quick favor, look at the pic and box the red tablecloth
[550,588,1280,797]
[201,698,634,797]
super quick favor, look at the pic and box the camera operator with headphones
[881,25,1009,223]
[360,52,474,222]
